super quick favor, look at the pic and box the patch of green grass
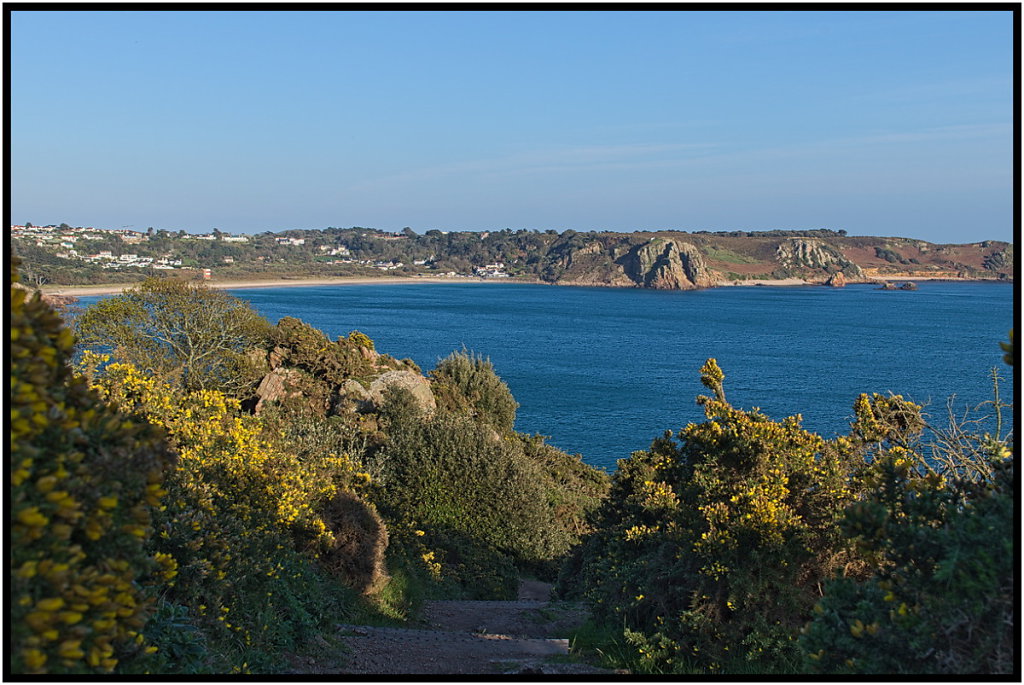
[703,246,761,264]
[568,618,641,672]
[345,557,429,627]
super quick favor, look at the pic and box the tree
[74,278,272,396]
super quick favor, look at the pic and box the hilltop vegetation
[11,223,1014,288]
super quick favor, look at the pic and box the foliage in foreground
[565,352,1014,675]
[801,347,1015,675]
[10,261,174,674]
[82,357,383,672]
[10,268,390,674]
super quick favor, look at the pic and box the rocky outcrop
[331,379,374,415]
[620,238,715,290]
[776,239,863,278]
[368,370,437,415]
[826,272,847,288]
[254,367,304,413]
[877,281,917,291]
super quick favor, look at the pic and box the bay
[77,281,1013,471]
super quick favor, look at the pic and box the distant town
[10,223,512,284]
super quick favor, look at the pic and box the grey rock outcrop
[368,370,437,415]
[331,379,374,415]
[776,239,863,278]
[621,238,715,290]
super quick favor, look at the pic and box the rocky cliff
[775,238,864,278]
[619,238,717,290]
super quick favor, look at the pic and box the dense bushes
[81,357,373,672]
[368,357,608,595]
[369,389,564,595]
[10,269,394,674]
[564,356,1014,675]
[801,451,1014,674]
[800,363,1015,675]
[10,262,174,674]
[565,360,864,672]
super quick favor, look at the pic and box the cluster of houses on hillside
[10,224,256,271]
[474,262,509,278]
[12,224,511,279]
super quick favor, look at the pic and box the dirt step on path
[334,579,614,675]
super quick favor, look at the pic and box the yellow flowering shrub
[83,356,372,671]
[10,261,174,675]
[570,360,862,673]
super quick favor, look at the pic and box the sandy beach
[38,274,1006,298]
[39,275,520,297]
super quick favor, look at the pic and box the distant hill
[10,225,1013,288]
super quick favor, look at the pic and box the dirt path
[330,580,615,675]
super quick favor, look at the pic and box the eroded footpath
[331,580,616,675]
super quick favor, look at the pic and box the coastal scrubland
[10,267,1014,675]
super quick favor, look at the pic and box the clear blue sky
[10,9,1015,242]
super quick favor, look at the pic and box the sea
[77,281,1014,472]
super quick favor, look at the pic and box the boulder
[268,345,289,369]
[826,272,847,288]
[899,281,918,290]
[253,367,303,413]
[330,379,373,415]
[368,370,436,415]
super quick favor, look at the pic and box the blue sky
[10,9,1015,242]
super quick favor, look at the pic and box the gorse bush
[566,348,1014,675]
[83,357,372,671]
[801,450,1014,675]
[10,262,174,675]
[800,347,1015,675]
[568,359,863,673]
[269,317,376,387]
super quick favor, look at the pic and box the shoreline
[39,274,1011,297]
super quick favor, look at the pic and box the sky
[9,9,1016,243]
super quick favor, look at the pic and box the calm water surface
[79,281,1013,471]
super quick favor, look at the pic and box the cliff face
[620,238,716,290]
[775,239,863,278]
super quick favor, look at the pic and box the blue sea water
[77,281,1014,471]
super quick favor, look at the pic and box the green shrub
[568,360,862,673]
[430,350,519,434]
[270,317,376,388]
[370,390,561,571]
[10,261,174,675]
[801,354,1015,675]
[801,450,1013,675]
